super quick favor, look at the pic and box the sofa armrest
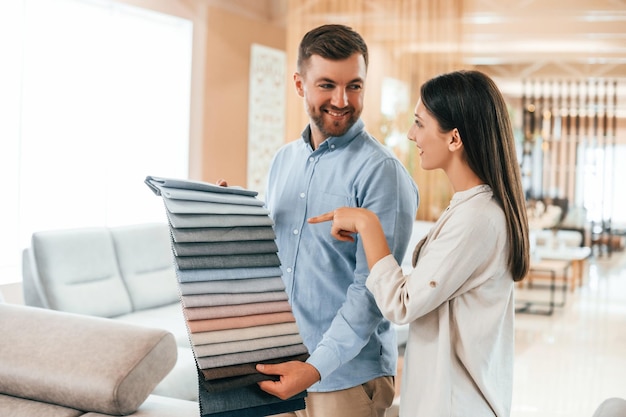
[0,304,178,415]
[21,248,49,309]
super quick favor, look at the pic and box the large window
[0,0,192,284]
[582,144,624,225]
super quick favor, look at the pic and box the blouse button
[429,281,437,288]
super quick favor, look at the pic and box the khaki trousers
[274,376,395,417]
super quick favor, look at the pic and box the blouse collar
[450,184,492,207]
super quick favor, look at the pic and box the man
[256,24,419,417]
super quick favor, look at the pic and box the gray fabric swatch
[175,266,283,283]
[167,212,274,228]
[170,226,276,243]
[194,333,304,357]
[175,253,281,270]
[164,198,270,216]
[190,322,300,346]
[172,240,278,257]
[196,344,310,369]
[145,176,258,197]
[158,186,265,206]
[178,277,285,295]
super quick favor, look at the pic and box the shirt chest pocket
[307,191,353,218]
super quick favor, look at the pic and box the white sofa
[21,222,197,401]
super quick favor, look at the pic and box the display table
[533,246,591,291]
[516,259,571,316]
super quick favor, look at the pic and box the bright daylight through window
[0,0,192,284]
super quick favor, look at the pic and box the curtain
[521,79,621,224]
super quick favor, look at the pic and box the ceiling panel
[215,0,626,110]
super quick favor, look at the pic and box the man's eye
[319,84,334,89]
[348,84,362,90]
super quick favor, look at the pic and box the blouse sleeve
[366,204,506,325]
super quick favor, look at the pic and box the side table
[533,246,591,291]
[516,259,571,316]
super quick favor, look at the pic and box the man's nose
[331,87,348,108]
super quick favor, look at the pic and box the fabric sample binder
[145,175,308,417]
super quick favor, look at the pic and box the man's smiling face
[294,53,366,148]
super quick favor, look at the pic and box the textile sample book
[146,176,309,417]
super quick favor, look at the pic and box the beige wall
[199,7,284,187]
[116,0,285,188]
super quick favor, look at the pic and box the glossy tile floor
[512,250,626,417]
[391,249,626,417]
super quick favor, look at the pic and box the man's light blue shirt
[265,119,419,392]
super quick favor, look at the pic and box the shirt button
[330,144,335,149]
[429,281,437,288]
[286,267,293,273]
[300,192,305,198]
[309,157,314,162]
[293,229,299,235]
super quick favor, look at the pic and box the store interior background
[116,0,626,223]
[2,0,625,259]
[150,0,626,221]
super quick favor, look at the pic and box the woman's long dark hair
[421,70,530,281]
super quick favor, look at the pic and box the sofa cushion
[31,227,133,317]
[0,393,84,417]
[110,223,179,311]
[115,303,189,348]
[0,304,177,415]
[0,393,201,417]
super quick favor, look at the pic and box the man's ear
[448,128,463,152]
[294,72,305,97]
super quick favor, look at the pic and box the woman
[308,70,530,416]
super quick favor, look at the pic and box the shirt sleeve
[307,158,418,379]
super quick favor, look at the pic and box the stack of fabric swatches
[145,176,309,417]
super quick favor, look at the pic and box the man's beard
[310,107,359,138]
